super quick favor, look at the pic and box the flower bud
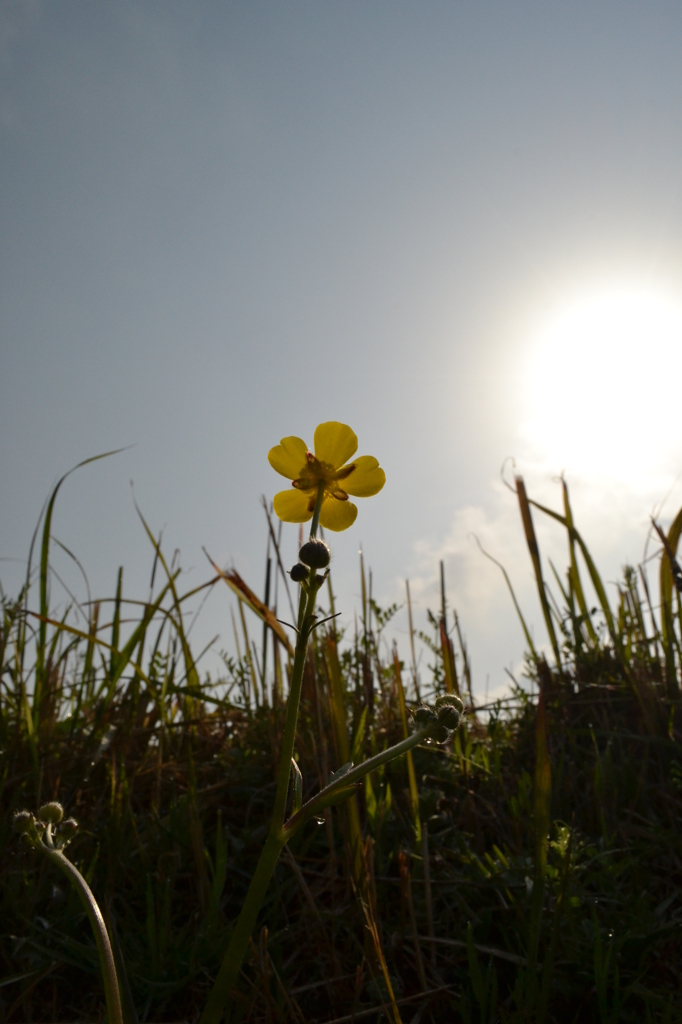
[434,694,464,715]
[289,563,309,583]
[298,539,331,569]
[56,818,79,848]
[13,810,35,834]
[431,724,449,743]
[434,695,463,731]
[414,706,436,727]
[437,705,461,730]
[38,802,64,824]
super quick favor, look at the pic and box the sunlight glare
[522,286,682,479]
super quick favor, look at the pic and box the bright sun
[522,285,682,478]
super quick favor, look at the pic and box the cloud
[394,462,682,703]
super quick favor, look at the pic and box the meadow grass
[2,466,682,1022]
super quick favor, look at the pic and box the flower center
[291,451,356,499]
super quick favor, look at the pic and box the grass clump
[1,463,682,1022]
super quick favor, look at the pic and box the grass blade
[34,448,129,720]
[515,477,562,669]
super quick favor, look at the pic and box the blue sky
[3,1,682,697]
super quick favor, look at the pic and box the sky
[3,1,682,701]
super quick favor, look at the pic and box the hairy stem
[42,846,123,1024]
[282,723,436,839]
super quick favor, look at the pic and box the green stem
[282,723,435,839]
[200,575,320,1024]
[42,846,123,1024]
[309,481,325,539]
[271,582,318,828]
[199,563,446,1023]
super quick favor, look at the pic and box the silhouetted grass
[2,465,681,1022]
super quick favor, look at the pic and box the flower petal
[341,455,386,497]
[319,496,358,532]
[314,422,358,469]
[273,488,313,523]
[268,436,308,479]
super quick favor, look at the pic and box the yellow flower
[268,421,386,531]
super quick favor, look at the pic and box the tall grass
[2,464,682,1022]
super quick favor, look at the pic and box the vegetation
[2,461,682,1022]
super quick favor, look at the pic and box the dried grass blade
[204,555,294,657]
[655,508,682,690]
